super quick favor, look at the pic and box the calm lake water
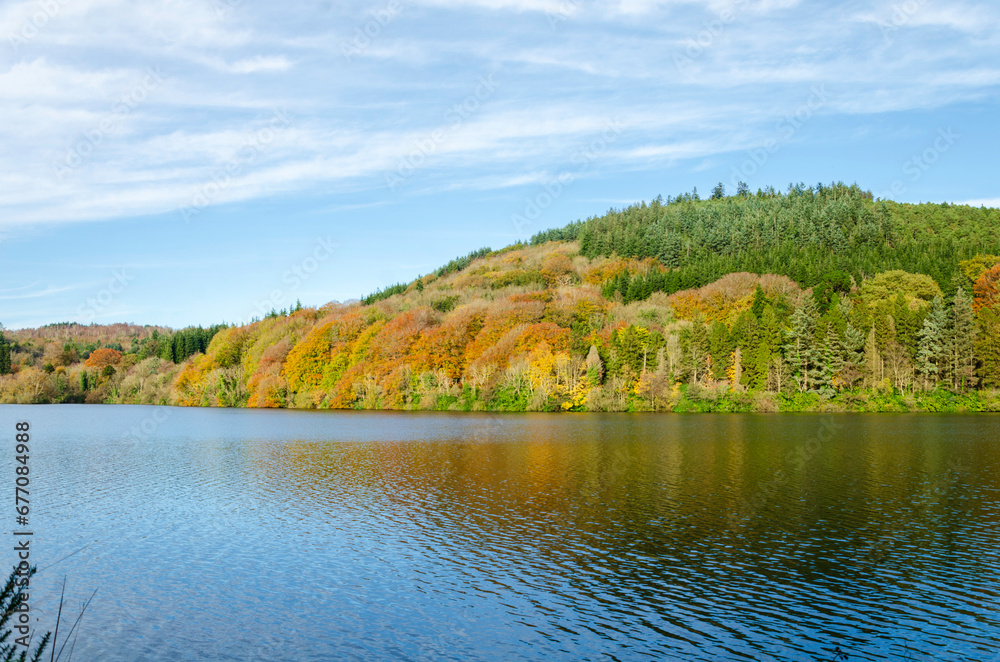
[1,406,998,661]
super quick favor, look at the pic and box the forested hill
[3,183,1000,413]
[528,183,1000,298]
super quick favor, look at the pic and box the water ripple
[2,406,997,661]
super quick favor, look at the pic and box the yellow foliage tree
[283,322,333,392]
[959,254,1000,289]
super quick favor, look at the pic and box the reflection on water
[5,406,999,661]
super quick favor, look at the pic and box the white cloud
[217,55,294,74]
[412,0,567,12]
[0,0,996,228]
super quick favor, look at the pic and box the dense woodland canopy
[536,182,999,297]
[3,183,1000,412]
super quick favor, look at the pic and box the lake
[2,406,998,661]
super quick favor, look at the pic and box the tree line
[596,275,998,399]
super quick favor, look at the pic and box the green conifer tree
[816,324,843,395]
[708,321,734,380]
[975,307,1000,388]
[948,288,978,391]
[839,321,866,389]
[751,285,768,319]
[0,332,10,376]
[864,327,882,388]
[685,318,710,383]
[915,296,947,390]
[783,297,819,392]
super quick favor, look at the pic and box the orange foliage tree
[410,305,486,378]
[84,348,122,368]
[364,308,433,405]
[973,263,1000,313]
[540,253,576,286]
[515,322,571,356]
[246,338,292,408]
[463,295,546,363]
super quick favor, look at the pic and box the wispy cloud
[0,283,87,300]
[0,0,997,230]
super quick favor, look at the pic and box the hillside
[2,183,1000,412]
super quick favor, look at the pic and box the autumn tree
[958,254,1000,289]
[972,263,1000,313]
[727,347,743,388]
[84,348,123,369]
[976,307,1000,388]
[540,253,576,287]
[283,322,333,392]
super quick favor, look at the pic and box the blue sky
[0,0,998,330]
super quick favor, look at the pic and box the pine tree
[872,305,894,354]
[741,306,782,391]
[0,332,10,376]
[158,335,175,363]
[613,325,652,375]
[915,296,947,390]
[816,324,843,394]
[708,321,734,380]
[840,321,866,389]
[864,327,882,388]
[686,319,710,384]
[892,293,921,361]
[626,278,644,304]
[948,288,978,391]
[976,307,1000,388]
[783,297,819,392]
[751,285,768,319]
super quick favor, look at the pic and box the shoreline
[5,387,998,413]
